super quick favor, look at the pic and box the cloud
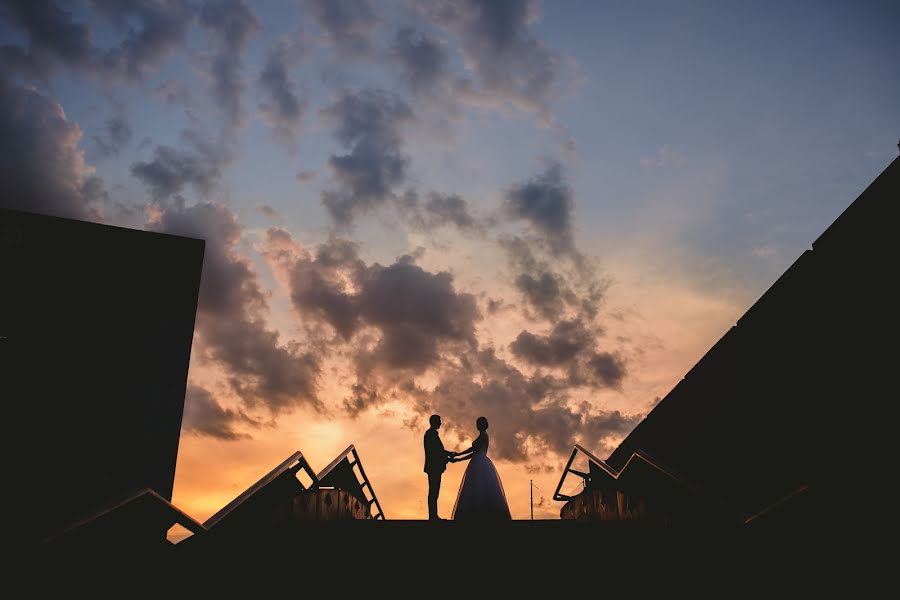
[181,384,251,440]
[356,258,481,371]
[258,37,306,148]
[391,27,449,94]
[511,319,627,390]
[151,202,321,413]
[89,114,132,159]
[514,270,576,320]
[270,233,365,340]
[396,190,486,235]
[0,79,104,221]
[0,0,194,80]
[497,163,610,331]
[130,129,229,199]
[580,351,627,389]
[510,319,593,366]
[416,0,564,118]
[410,348,638,461]
[266,231,480,375]
[264,224,631,458]
[503,163,575,255]
[155,78,191,105]
[199,0,260,128]
[91,0,195,78]
[260,162,632,458]
[492,161,621,399]
[257,204,280,218]
[0,0,94,78]
[320,88,413,225]
[303,0,377,57]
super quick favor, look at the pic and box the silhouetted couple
[423,415,511,521]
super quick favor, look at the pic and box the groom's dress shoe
[429,516,446,521]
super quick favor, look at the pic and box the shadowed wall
[2,209,204,552]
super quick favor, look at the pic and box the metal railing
[315,445,385,520]
[552,444,614,502]
[204,446,385,528]
[553,444,809,525]
[204,451,319,529]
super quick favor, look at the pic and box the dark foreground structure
[1,209,204,553]
[190,444,385,548]
[554,156,898,529]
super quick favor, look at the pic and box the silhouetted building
[555,156,898,527]
[30,489,206,558]
[2,209,204,553]
[194,446,383,548]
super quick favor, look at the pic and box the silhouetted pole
[530,480,533,520]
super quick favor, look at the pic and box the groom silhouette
[423,414,455,520]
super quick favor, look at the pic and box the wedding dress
[451,433,512,520]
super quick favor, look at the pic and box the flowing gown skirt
[452,453,512,520]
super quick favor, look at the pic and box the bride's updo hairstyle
[476,416,488,431]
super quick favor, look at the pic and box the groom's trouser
[427,471,442,518]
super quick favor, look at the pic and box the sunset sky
[2,0,898,521]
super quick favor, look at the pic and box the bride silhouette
[450,417,512,520]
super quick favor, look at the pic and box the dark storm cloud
[152,203,321,413]
[417,0,562,116]
[504,163,575,255]
[90,114,132,158]
[258,37,306,148]
[397,190,486,235]
[391,27,449,93]
[199,0,260,128]
[320,88,412,225]
[0,79,104,221]
[182,384,251,440]
[304,0,377,57]
[130,129,228,199]
[0,0,194,80]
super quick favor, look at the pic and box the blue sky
[2,0,897,520]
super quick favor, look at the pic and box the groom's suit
[424,427,452,519]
